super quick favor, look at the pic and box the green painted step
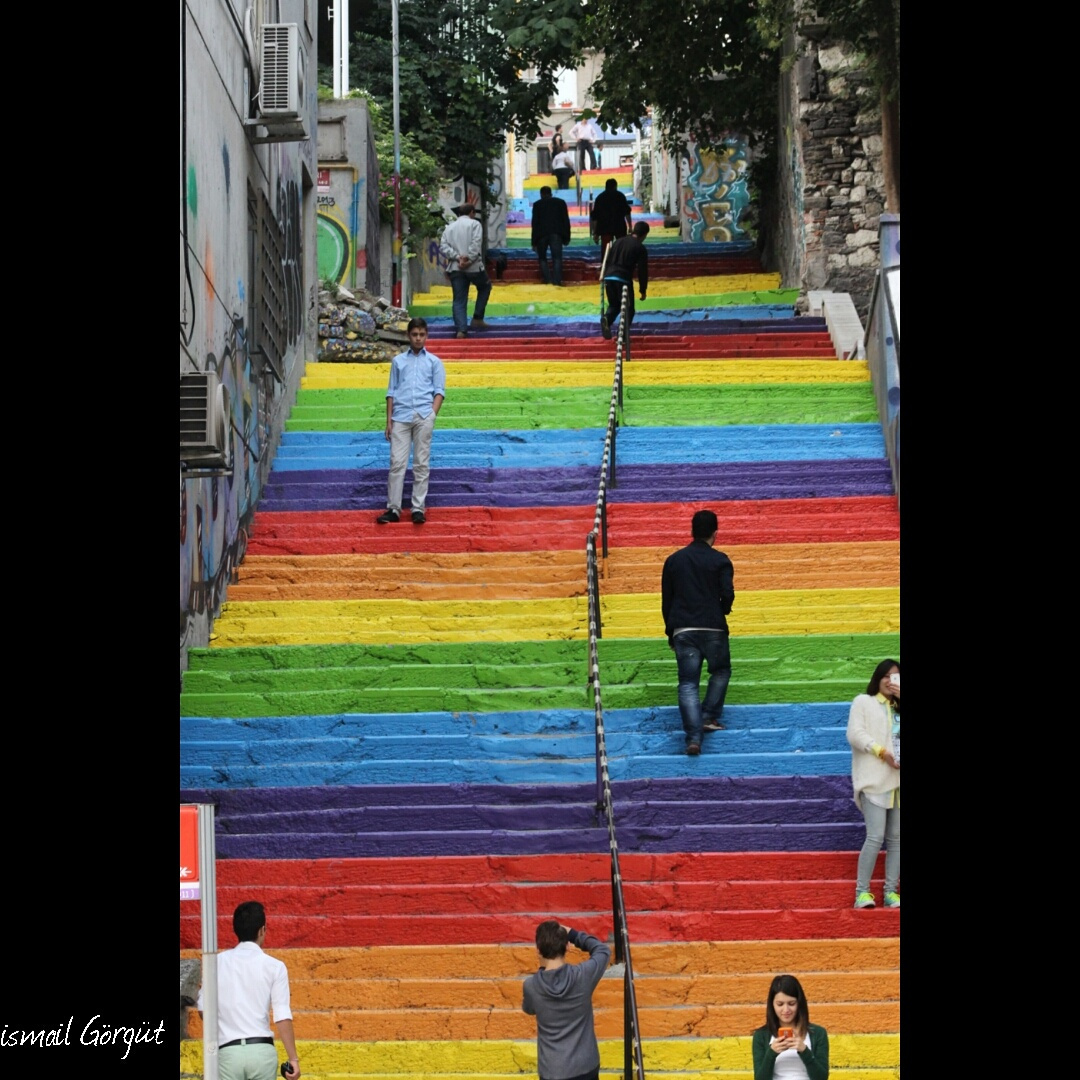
[285,385,877,432]
[180,633,900,716]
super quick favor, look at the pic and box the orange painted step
[228,541,898,600]
[185,1000,899,1041]
[180,937,898,978]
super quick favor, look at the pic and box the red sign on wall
[180,805,200,900]
[317,168,331,194]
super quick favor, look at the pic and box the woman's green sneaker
[883,892,900,908]
[854,892,876,909]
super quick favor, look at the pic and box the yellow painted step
[211,588,899,647]
[180,1035,900,1075]
[413,274,783,304]
[301,361,870,390]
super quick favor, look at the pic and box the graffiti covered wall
[181,0,317,662]
[680,138,751,243]
[316,98,381,291]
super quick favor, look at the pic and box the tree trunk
[880,87,900,213]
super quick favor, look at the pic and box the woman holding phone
[752,974,829,1080]
[846,659,901,909]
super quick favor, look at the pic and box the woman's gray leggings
[856,801,900,895]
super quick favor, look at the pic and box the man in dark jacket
[661,509,736,756]
[590,178,632,258]
[531,186,572,286]
[600,221,649,339]
[523,921,610,1080]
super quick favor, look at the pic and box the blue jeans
[673,630,731,747]
[535,234,564,285]
[449,268,492,333]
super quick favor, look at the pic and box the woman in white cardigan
[846,659,900,909]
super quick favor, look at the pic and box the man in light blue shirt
[377,317,446,525]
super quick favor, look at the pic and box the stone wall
[775,33,886,317]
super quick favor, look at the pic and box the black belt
[220,1037,275,1048]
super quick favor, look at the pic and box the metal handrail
[584,284,646,1080]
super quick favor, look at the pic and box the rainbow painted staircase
[180,218,899,1077]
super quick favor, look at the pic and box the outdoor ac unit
[180,372,232,468]
[260,23,305,118]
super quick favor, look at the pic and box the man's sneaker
[471,318,489,330]
[883,892,900,908]
[376,509,400,524]
[853,892,876,909]
[686,742,701,756]
[600,314,612,340]
[455,331,467,339]
[411,510,426,524]
[702,720,725,732]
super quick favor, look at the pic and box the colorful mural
[681,138,751,243]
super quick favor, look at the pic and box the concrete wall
[180,0,318,665]
[775,32,887,316]
[316,97,381,291]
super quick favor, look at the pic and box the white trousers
[387,413,435,511]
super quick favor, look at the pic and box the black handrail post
[624,973,633,1080]
[601,496,609,563]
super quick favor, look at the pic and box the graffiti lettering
[317,194,337,207]
[681,140,750,243]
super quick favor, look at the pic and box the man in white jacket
[439,203,492,338]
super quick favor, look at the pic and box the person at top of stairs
[523,920,610,1080]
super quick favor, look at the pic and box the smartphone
[778,1027,793,1039]
[889,673,900,688]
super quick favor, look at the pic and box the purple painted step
[180,777,863,858]
[182,775,852,812]
[259,460,895,511]
[202,823,865,859]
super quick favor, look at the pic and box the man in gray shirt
[522,921,610,1080]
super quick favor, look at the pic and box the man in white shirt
[551,149,576,190]
[568,116,602,171]
[439,203,492,338]
[200,901,301,1080]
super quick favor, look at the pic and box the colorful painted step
[181,1033,901,1077]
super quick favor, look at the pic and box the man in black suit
[531,186,572,286]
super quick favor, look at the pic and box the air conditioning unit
[260,23,305,118]
[180,372,232,469]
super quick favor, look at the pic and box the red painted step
[247,498,900,555]
[180,908,897,949]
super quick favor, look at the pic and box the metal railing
[584,284,646,1080]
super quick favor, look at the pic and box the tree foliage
[581,0,780,153]
[757,0,900,99]
[347,0,584,184]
